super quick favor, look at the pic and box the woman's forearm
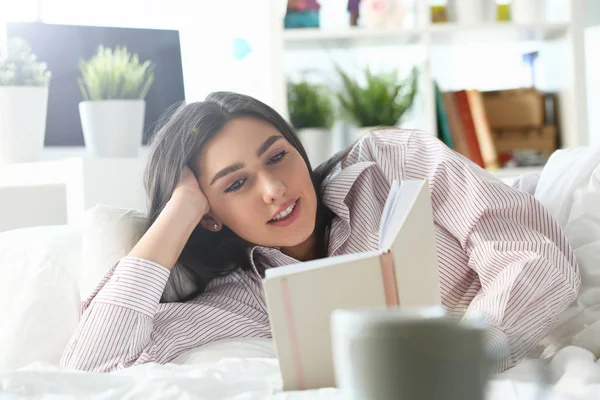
[128,192,203,270]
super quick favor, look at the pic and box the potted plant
[0,37,51,164]
[336,65,418,141]
[287,80,335,167]
[78,45,155,157]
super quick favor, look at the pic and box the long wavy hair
[145,92,350,302]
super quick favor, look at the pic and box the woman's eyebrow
[257,135,282,157]
[210,135,283,185]
[210,163,244,185]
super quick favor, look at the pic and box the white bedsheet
[2,343,600,399]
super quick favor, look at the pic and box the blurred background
[0,0,598,232]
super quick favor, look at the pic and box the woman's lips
[268,198,300,227]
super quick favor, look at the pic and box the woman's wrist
[169,189,208,225]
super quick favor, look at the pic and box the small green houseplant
[78,45,156,157]
[336,65,418,138]
[288,81,335,130]
[0,37,51,163]
[287,81,336,166]
[0,37,51,87]
[78,45,154,100]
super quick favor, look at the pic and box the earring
[213,223,219,230]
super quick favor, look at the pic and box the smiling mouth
[269,200,297,223]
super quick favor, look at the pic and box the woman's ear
[199,214,223,232]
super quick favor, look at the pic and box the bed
[1,147,600,399]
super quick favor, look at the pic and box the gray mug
[331,307,491,400]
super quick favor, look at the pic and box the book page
[378,180,400,245]
[387,179,442,307]
[264,250,380,279]
[379,180,427,252]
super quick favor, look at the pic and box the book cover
[443,91,470,159]
[434,81,454,149]
[466,90,499,170]
[454,90,485,168]
[262,180,442,391]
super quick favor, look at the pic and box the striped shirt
[60,129,580,373]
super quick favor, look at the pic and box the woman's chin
[278,228,315,250]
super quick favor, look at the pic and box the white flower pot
[359,0,407,29]
[79,100,145,158]
[512,0,543,24]
[0,86,48,164]
[297,128,332,167]
[453,0,486,24]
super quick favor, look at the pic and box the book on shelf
[434,86,557,170]
[466,89,499,169]
[454,90,487,168]
[434,81,454,149]
[262,179,442,391]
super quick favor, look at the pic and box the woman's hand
[128,166,210,269]
[171,166,210,223]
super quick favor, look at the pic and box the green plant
[287,81,335,130]
[78,45,155,101]
[0,37,51,87]
[335,65,418,127]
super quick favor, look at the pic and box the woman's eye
[225,178,246,193]
[268,151,288,165]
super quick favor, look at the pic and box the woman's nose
[262,178,286,204]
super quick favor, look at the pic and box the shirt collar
[320,161,376,224]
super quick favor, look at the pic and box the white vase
[297,128,332,168]
[0,86,48,164]
[452,0,485,24]
[512,0,543,24]
[79,100,145,158]
[359,0,407,29]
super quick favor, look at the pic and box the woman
[61,92,580,373]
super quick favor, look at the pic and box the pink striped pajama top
[60,129,581,373]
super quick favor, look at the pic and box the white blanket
[2,341,600,399]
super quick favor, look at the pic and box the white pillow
[80,205,146,300]
[0,225,81,374]
[170,338,276,365]
[534,147,600,356]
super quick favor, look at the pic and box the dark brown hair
[145,91,350,302]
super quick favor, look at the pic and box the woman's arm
[363,130,580,371]
[60,259,270,372]
[61,168,212,371]
[128,167,208,269]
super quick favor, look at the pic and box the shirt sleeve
[60,256,271,372]
[365,130,581,371]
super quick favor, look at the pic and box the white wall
[585,25,600,147]
[585,0,600,26]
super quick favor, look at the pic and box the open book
[262,179,442,391]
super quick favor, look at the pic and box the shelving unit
[283,22,569,48]
[268,0,591,180]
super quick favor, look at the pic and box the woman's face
[195,117,317,249]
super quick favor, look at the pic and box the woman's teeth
[272,202,296,222]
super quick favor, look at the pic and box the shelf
[429,22,570,44]
[282,23,569,49]
[283,27,422,50]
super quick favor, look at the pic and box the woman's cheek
[225,200,259,231]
